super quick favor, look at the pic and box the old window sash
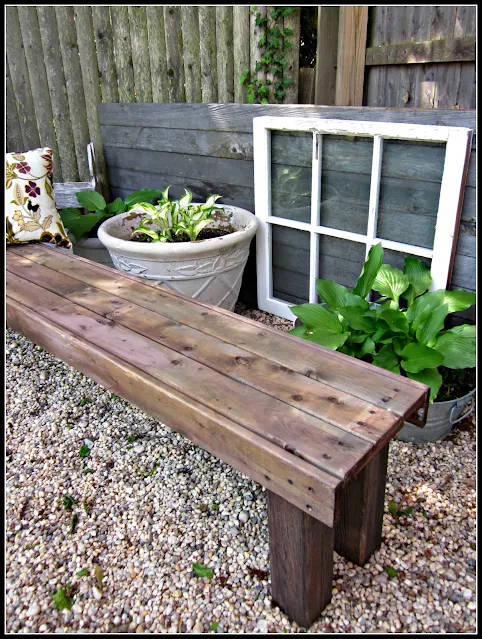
[253,116,472,320]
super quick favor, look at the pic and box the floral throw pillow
[6,147,71,248]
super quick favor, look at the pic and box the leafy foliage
[192,562,214,579]
[59,189,162,241]
[52,586,74,611]
[132,187,223,243]
[289,244,476,402]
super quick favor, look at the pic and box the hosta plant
[59,189,163,240]
[132,187,222,243]
[289,243,476,402]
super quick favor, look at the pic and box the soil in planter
[437,366,476,402]
[131,227,237,243]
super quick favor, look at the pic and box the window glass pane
[377,140,445,249]
[318,236,366,291]
[271,131,312,223]
[319,135,372,233]
[271,225,310,304]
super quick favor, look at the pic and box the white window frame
[253,116,472,320]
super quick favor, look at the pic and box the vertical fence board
[6,57,24,152]
[233,6,250,103]
[74,6,108,195]
[110,6,135,103]
[92,6,119,104]
[17,6,61,179]
[250,6,267,86]
[216,6,234,103]
[55,6,91,181]
[283,9,301,104]
[6,7,40,151]
[336,6,368,106]
[199,7,218,103]
[164,6,186,103]
[37,6,79,181]
[128,6,153,102]
[181,6,202,103]
[146,6,169,103]
[315,7,339,105]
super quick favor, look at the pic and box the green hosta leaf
[105,197,125,214]
[401,343,444,374]
[372,344,401,373]
[359,336,376,357]
[372,265,409,306]
[346,332,370,344]
[442,290,476,314]
[432,324,476,369]
[290,304,344,333]
[392,336,410,357]
[193,563,214,579]
[352,242,384,299]
[315,280,348,311]
[290,326,350,351]
[76,190,107,212]
[124,189,163,208]
[52,586,73,611]
[343,293,370,310]
[133,225,161,241]
[415,303,449,345]
[404,257,432,303]
[338,306,376,333]
[60,210,108,241]
[179,189,193,209]
[378,308,409,334]
[406,368,443,403]
[406,290,445,323]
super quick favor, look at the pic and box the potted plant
[97,187,259,311]
[59,189,163,267]
[289,243,476,443]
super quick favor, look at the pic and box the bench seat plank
[10,244,429,426]
[7,250,402,447]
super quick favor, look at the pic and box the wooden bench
[6,243,429,627]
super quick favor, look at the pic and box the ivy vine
[240,7,299,104]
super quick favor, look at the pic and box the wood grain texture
[163,6,185,103]
[216,6,234,103]
[146,6,169,103]
[128,6,152,103]
[283,9,301,104]
[335,444,389,565]
[233,6,250,103]
[92,6,119,103]
[366,36,476,66]
[110,6,135,103]
[6,58,24,152]
[181,6,202,103]
[336,6,368,106]
[315,7,339,105]
[267,490,334,627]
[5,290,338,527]
[199,6,218,103]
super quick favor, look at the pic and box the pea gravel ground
[5,303,477,634]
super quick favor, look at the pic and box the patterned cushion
[6,147,71,248]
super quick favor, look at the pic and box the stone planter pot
[97,205,259,310]
[396,388,475,444]
[69,234,114,268]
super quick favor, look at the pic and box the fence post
[181,6,202,103]
[233,6,250,103]
[199,6,218,102]
[216,6,234,103]
[110,7,136,103]
[315,7,339,105]
[164,6,186,103]
[92,6,119,104]
[6,57,24,153]
[283,8,301,104]
[128,7,153,103]
[335,6,368,106]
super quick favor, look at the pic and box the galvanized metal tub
[396,388,475,444]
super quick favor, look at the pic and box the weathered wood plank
[128,6,152,103]
[163,6,185,103]
[7,251,402,448]
[181,6,202,103]
[6,267,374,482]
[366,36,476,66]
[233,6,250,103]
[267,491,334,627]
[315,7,339,105]
[92,6,119,103]
[55,6,91,182]
[335,444,389,565]
[283,8,301,104]
[37,6,79,181]
[5,292,338,527]
[53,182,94,209]
[12,245,430,423]
[5,6,41,150]
[17,6,61,179]
[336,6,368,106]
[110,6,135,103]
[298,68,315,104]
[6,58,24,152]
[146,6,169,103]
[74,7,108,197]
[199,6,218,102]
[216,6,234,103]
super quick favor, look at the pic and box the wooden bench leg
[334,444,389,565]
[267,490,334,628]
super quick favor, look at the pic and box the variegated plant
[290,243,476,402]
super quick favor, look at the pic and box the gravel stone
[5,312,477,633]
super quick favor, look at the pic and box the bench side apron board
[6,244,429,627]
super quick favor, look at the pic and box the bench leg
[267,490,334,628]
[334,444,389,565]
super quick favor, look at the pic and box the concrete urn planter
[69,234,114,268]
[97,204,259,310]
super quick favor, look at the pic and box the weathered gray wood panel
[99,103,475,313]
